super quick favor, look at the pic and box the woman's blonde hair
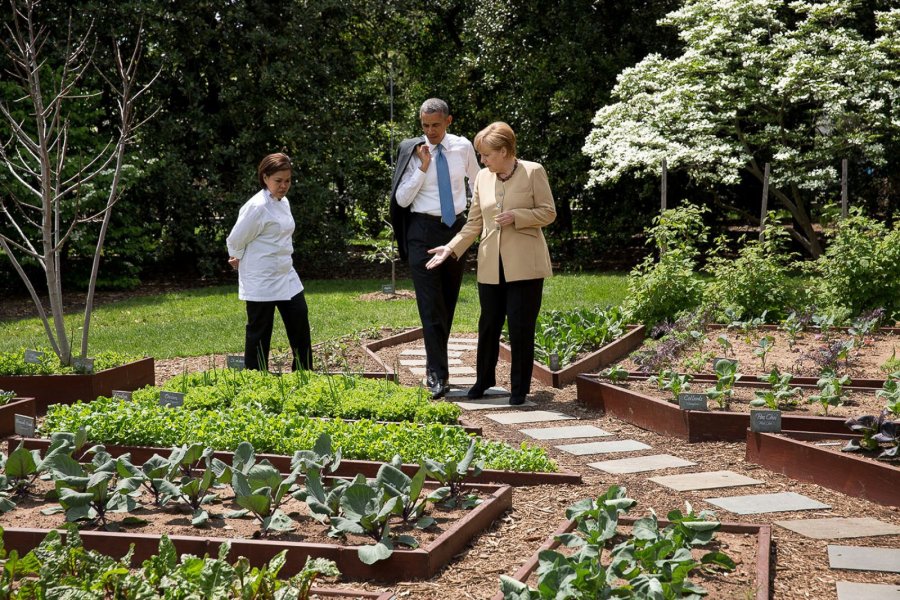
[474,121,516,158]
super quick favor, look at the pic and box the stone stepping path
[588,454,697,474]
[706,492,830,515]
[487,410,576,425]
[836,582,900,599]
[774,517,900,540]
[828,545,900,573]
[519,425,612,440]
[447,387,509,399]
[556,439,652,456]
[400,358,462,367]
[409,366,476,376]
[447,337,478,345]
[454,397,534,410]
[400,349,462,358]
[448,343,477,351]
[450,376,478,386]
[648,470,764,492]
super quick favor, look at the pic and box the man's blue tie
[434,144,455,227]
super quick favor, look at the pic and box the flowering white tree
[583,0,900,257]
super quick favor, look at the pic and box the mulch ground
[147,330,900,600]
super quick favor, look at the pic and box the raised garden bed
[746,429,900,508]
[364,327,425,377]
[490,516,772,600]
[576,376,847,442]
[10,437,581,486]
[0,357,155,414]
[0,481,512,583]
[499,325,645,388]
[0,396,36,437]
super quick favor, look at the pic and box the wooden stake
[841,158,848,218]
[759,163,770,242]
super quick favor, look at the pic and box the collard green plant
[294,469,356,526]
[229,462,299,535]
[0,524,340,599]
[115,453,181,508]
[753,335,775,371]
[328,480,415,565]
[377,460,444,528]
[780,311,809,349]
[715,333,732,357]
[424,439,484,508]
[878,373,900,416]
[657,370,692,404]
[752,368,802,410]
[809,369,852,416]
[706,359,741,409]
[599,364,629,382]
[500,486,734,599]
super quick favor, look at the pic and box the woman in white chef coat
[226,153,312,371]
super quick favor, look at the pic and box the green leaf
[357,540,393,565]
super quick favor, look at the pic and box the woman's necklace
[497,159,518,182]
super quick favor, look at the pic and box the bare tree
[0,0,158,365]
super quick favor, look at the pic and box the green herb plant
[752,368,802,410]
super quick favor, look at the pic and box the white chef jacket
[226,189,303,302]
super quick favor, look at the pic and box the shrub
[702,229,803,322]
[806,210,900,321]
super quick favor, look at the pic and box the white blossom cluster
[583,0,899,204]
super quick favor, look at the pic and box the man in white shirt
[390,98,480,398]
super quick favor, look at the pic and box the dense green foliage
[0,525,339,598]
[0,350,143,376]
[157,368,461,424]
[41,403,557,472]
[500,486,734,598]
[531,306,626,368]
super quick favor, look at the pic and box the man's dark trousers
[407,213,466,382]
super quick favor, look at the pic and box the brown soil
[622,378,889,418]
[0,477,473,550]
[618,328,900,380]
[14,329,900,599]
[357,289,416,302]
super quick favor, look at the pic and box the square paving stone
[774,518,900,540]
[399,358,462,367]
[555,440,651,456]
[447,387,508,399]
[408,366,475,376]
[649,470,764,492]
[450,376,478,385]
[487,410,576,425]
[447,337,479,345]
[399,349,462,358]
[588,454,697,474]
[519,425,613,440]
[836,582,900,600]
[705,492,830,515]
[828,545,900,573]
[448,343,477,351]
[454,396,534,410]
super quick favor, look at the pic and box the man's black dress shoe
[430,378,450,400]
[508,395,526,406]
[467,386,486,400]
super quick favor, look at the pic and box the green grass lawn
[0,273,627,358]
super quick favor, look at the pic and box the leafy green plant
[752,368,802,410]
[424,439,484,507]
[499,486,734,599]
[0,349,142,376]
[598,364,629,382]
[377,460,444,528]
[753,335,775,371]
[809,369,852,416]
[162,444,223,527]
[878,373,900,416]
[780,311,808,349]
[706,359,741,409]
[43,444,138,528]
[0,525,340,599]
[657,369,692,403]
[115,453,181,508]
[228,461,299,536]
[872,421,900,460]
[0,390,14,405]
[328,479,415,565]
[881,350,900,376]
[531,306,626,368]
[715,333,732,357]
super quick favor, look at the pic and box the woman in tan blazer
[427,122,556,405]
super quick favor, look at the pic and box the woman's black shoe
[508,395,526,406]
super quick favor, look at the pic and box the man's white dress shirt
[395,133,480,217]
